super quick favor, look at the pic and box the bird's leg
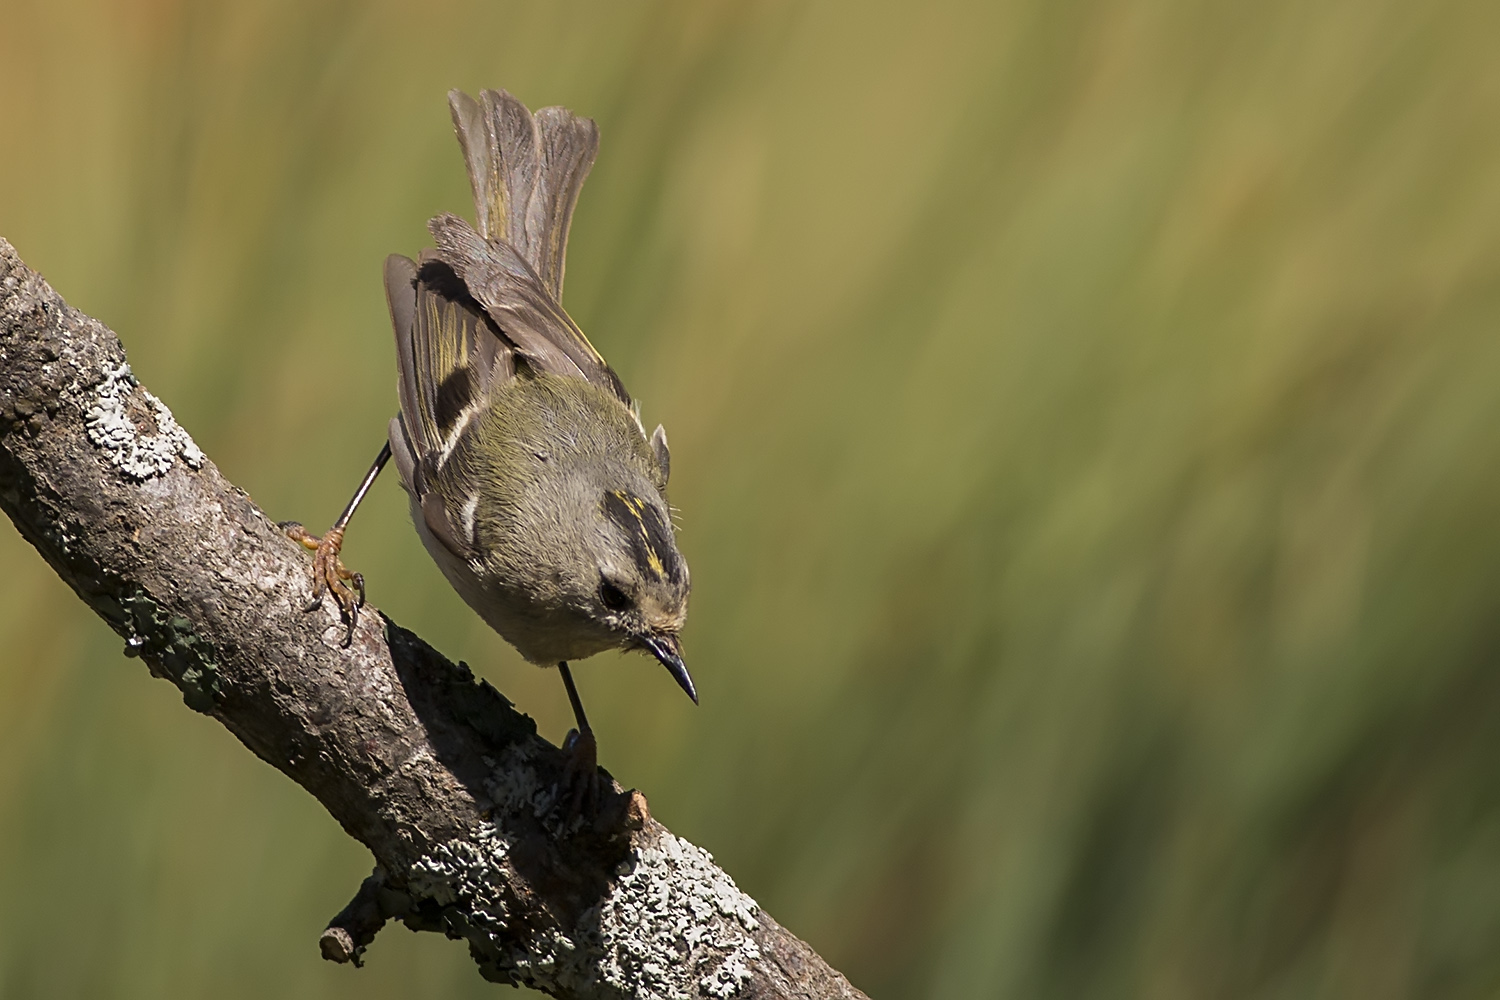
[281,441,392,647]
[558,661,600,815]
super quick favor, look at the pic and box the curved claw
[283,522,365,641]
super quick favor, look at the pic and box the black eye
[599,579,632,612]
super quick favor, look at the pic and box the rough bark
[0,238,867,1000]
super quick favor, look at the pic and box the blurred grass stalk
[4,0,1500,997]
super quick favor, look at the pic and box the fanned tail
[442,90,627,404]
[449,88,599,301]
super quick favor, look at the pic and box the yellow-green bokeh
[5,1,1500,997]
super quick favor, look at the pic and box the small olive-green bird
[289,89,693,790]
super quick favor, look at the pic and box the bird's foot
[560,727,601,818]
[281,521,364,646]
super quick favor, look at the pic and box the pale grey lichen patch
[409,834,510,916]
[481,741,587,838]
[594,832,761,999]
[406,751,763,1000]
[483,742,547,814]
[84,361,205,479]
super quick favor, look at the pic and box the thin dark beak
[641,634,697,704]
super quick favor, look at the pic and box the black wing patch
[434,367,475,433]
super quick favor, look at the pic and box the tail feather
[448,90,503,245]
[529,105,598,297]
[449,89,598,301]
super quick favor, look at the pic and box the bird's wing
[428,212,631,406]
[384,251,515,557]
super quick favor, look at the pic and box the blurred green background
[4,0,1500,997]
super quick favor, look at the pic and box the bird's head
[581,485,694,701]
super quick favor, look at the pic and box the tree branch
[0,238,866,1000]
